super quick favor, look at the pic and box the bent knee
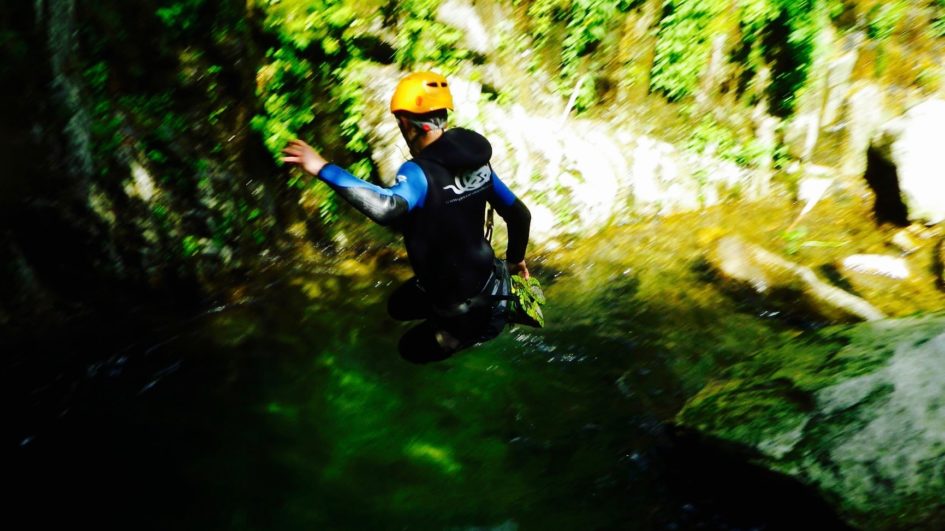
[399,325,452,364]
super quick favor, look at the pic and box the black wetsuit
[316,128,531,362]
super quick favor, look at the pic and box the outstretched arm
[282,140,426,226]
[488,171,532,278]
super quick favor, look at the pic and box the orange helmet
[390,71,454,115]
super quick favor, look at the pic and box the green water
[10,271,779,528]
[17,200,922,529]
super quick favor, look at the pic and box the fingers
[281,140,309,154]
[281,142,308,165]
[281,144,303,156]
[507,260,530,279]
[519,261,530,279]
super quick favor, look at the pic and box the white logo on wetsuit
[443,165,490,195]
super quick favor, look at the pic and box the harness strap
[485,162,495,243]
[485,205,494,243]
[431,259,509,318]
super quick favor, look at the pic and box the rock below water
[936,237,945,292]
[676,313,945,530]
[705,235,885,323]
[840,254,909,280]
[837,254,913,304]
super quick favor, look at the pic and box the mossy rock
[677,313,945,530]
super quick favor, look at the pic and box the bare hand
[507,260,530,279]
[281,139,328,176]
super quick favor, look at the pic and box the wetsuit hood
[417,128,492,170]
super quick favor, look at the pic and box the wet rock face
[866,99,945,226]
[2,0,285,319]
[704,235,885,323]
[677,314,945,530]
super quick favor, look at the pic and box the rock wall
[677,313,945,529]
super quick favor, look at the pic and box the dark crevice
[863,146,910,226]
[662,426,855,530]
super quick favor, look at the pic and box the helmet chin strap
[407,117,444,133]
[399,117,444,156]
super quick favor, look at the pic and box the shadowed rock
[677,313,945,530]
[935,237,944,292]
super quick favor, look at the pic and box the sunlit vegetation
[5,0,945,306]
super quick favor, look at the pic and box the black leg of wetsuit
[397,307,498,364]
[387,277,433,321]
[398,321,455,364]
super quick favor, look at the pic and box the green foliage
[558,0,621,106]
[251,46,317,156]
[84,62,109,91]
[251,0,474,228]
[517,0,845,116]
[182,234,203,257]
[71,0,283,286]
[866,1,906,41]
[650,0,725,101]
[736,0,836,117]
[933,0,945,38]
[156,0,204,31]
[686,118,766,167]
[524,0,629,112]
[392,0,469,67]
[781,226,809,255]
[646,0,839,115]
[251,0,374,225]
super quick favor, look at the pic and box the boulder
[867,99,945,225]
[705,235,885,322]
[677,313,945,530]
[841,82,889,177]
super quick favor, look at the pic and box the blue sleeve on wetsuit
[490,171,518,207]
[488,169,531,263]
[317,162,428,224]
[389,161,427,210]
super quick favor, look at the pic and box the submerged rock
[705,235,885,322]
[677,313,945,530]
[840,254,909,280]
[936,238,944,292]
[889,228,922,255]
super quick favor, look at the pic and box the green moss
[404,442,463,475]
[679,379,810,458]
[677,314,945,451]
